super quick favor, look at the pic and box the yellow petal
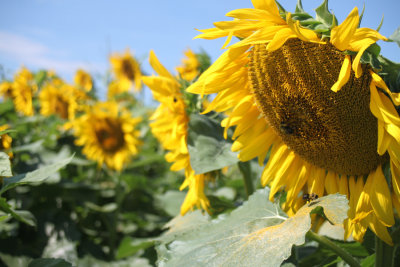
[331,55,352,92]
[149,50,175,80]
[330,7,359,51]
[368,215,393,245]
[366,166,394,227]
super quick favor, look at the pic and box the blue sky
[1,0,399,98]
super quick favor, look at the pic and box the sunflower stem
[306,231,361,267]
[375,235,394,267]
[238,161,254,199]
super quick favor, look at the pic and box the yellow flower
[176,49,200,81]
[12,67,37,116]
[71,101,141,171]
[74,69,93,92]
[0,81,14,100]
[39,81,77,120]
[188,0,400,245]
[110,49,142,92]
[107,80,130,100]
[0,124,12,150]
[142,50,210,215]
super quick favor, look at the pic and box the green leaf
[187,114,239,174]
[314,0,338,28]
[84,202,117,213]
[389,27,400,47]
[0,155,73,195]
[295,0,306,13]
[155,190,186,216]
[360,254,375,267]
[157,189,349,267]
[0,253,32,267]
[116,236,155,260]
[0,152,12,177]
[0,198,36,226]
[34,70,47,88]
[28,258,72,267]
[0,129,16,136]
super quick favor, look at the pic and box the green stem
[238,161,254,199]
[306,231,361,267]
[375,235,394,267]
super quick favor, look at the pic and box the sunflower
[0,81,14,100]
[176,48,200,81]
[110,49,142,92]
[71,101,141,171]
[107,80,130,100]
[187,0,400,245]
[39,81,77,120]
[0,124,12,151]
[12,67,37,116]
[142,50,210,215]
[74,69,93,92]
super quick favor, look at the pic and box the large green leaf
[0,152,12,177]
[187,114,239,174]
[0,155,73,195]
[157,189,348,267]
[390,27,400,47]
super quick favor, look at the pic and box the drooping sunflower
[176,48,200,81]
[74,69,93,92]
[39,81,77,120]
[0,81,14,100]
[187,0,400,244]
[142,50,210,215]
[12,67,37,116]
[71,101,141,171]
[110,49,142,92]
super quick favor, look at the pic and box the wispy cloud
[0,31,105,75]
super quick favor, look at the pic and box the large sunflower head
[176,48,201,81]
[110,49,142,92]
[71,101,141,171]
[142,50,210,215]
[12,67,37,116]
[39,80,77,120]
[187,0,400,244]
[74,69,93,92]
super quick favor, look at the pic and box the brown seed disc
[95,118,125,153]
[248,39,388,175]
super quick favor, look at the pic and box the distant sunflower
[74,69,93,92]
[0,81,14,100]
[110,49,142,92]
[187,0,400,245]
[12,67,37,116]
[0,125,12,152]
[71,101,141,171]
[107,80,130,100]
[176,48,200,81]
[142,50,210,215]
[39,81,77,120]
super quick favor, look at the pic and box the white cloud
[0,31,105,75]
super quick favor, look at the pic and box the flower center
[54,96,69,119]
[248,39,388,176]
[95,118,125,153]
[122,59,135,81]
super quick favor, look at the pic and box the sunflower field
[1,0,400,266]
